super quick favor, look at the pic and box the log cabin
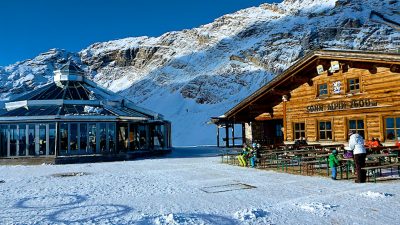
[212,50,400,147]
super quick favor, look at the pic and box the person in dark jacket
[249,143,259,168]
[329,149,340,180]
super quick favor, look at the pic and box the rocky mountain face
[1,0,399,145]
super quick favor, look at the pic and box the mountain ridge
[1,0,399,145]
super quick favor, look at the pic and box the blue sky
[0,0,281,66]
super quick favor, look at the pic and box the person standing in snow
[348,131,367,183]
[329,149,340,180]
[249,143,259,168]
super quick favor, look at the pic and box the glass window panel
[138,125,148,150]
[348,120,364,140]
[99,123,107,153]
[275,124,283,137]
[70,123,78,154]
[153,124,166,150]
[318,83,328,96]
[326,131,332,140]
[386,118,394,128]
[10,125,18,156]
[396,129,400,141]
[0,125,8,157]
[386,129,395,140]
[64,89,73,100]
[319,122,325,130]
[39,124,46,155]
[118,124,128,152]
[77,86,90,100]
[108,123,116,152]
[88,123,96,153]
[349,120,356,129]
[60,123,68,155]
[319,121,332,140]
[80,124,87,152]
[319,131,325,140]
[18,124,26,156]
[326,122,331,130]
[396,118,400,129]
[49,124,55,155]
[129,124,138,151]
[357,120,364,129]
[68,86,80,99]
[294,123,306,140]
[28,125,36,156]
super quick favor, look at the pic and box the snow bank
[1,147,399,225]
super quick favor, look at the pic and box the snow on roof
[0,62,165,120]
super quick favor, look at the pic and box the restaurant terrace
[213,49,400,182]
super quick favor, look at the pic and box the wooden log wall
[259,67,400,144]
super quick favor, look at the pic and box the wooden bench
[361,162,400,183]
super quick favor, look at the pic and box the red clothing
[371,141,379,147]
[365,140,381,148]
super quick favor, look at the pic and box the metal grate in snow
[51,172,89,178]
[201,183,256,193]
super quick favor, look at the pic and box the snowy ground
[1,147,400,225]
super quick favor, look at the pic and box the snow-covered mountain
[1,0,399,146]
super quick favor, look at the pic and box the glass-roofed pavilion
[0,62,171,163]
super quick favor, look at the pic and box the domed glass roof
[0,61,163,121]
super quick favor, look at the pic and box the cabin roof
[221,49,400,122]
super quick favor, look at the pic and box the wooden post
[216,125,220,147]
[242,123,246,145]
[55,122,59,157]
[282,95,288,141]
[232,123,235,147]
[225,123,229,148]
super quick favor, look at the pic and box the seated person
[365,137,382,148]
[294,137,308,148]
[299,137,308,145]
[365,138,374,148]
[375,138,383,147]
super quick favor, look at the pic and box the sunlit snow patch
[234,208,270,223]
[295,202,338,216]
[360,191,394,198]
